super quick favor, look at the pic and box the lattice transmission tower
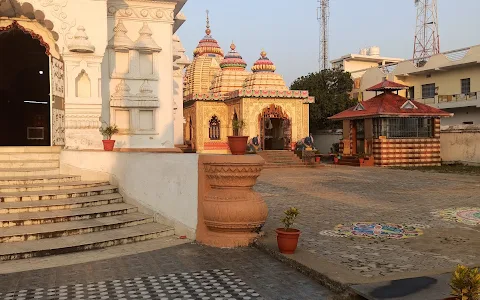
[413,0,440,62]
[317,0,329,70]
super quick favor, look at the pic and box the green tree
[291,69,356,132]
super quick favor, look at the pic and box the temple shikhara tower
[183,13,314,153]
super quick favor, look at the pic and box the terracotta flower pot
[275,228,301,254]
[102,140,115,151]
[227,136,249,155]
[334,157,339,164]
[315,157,320,163]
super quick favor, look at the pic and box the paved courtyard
[0,242,333,300]
[255,166,480,284]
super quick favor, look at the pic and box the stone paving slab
[255,167,480,287]
[0,243,334,300]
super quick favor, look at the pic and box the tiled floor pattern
[0,243,333,300]
[1,269,262,300]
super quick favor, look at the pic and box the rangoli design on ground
[320,222,423,239]
[433,207,480,226]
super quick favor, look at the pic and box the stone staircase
[259,150,309,168]
[0,146,174,261]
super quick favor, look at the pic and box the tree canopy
[290,69,356,132]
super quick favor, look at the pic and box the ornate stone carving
[65,114,101,129]
[52,108,65,145]
[39,0,76,44]
[134,22,161,52]
[197,155,268,248]
[68,26,94,53]
[107,5,174,22]
[108,20,134,50]
[110,80,159,107]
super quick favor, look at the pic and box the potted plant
[449,265,480,300]
[333,154,339,164]
[228,119,248,155]
[99,123,119,151]
[275,207,300,254]
[358,153,365,164]
[315,150,321,163]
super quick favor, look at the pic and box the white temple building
[0,0,190,149]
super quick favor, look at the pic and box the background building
[349,45,480,126]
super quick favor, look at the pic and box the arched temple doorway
[0,21,64,146]
[259,104,291,150]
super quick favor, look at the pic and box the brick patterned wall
[373,119,442,167]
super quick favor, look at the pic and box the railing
[349,45,479,77]
[414,92,479,105]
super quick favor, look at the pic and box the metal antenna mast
[413,0,440,62]
[317,0,329,70]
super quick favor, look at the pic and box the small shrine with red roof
[183,12,314,153]
[329,79,452,167]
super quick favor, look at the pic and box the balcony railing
[438,92,478,103]
[414,92,479,105]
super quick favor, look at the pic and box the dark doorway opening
[0,27,50,146]
[264,118,286,150]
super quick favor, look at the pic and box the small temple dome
[210,42,251,94]
[134,23,162,52]
[68,26,95,53]
[192,10,224,58]
[251,50,276,72]
[108,20,134,51]
[243,50,287,90]
[219,43,247,70]
[184,10,224,97]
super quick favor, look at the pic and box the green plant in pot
[99,123,119,151]
[275,207,301,254]
[228,119,248,155]
[449,265,480,300]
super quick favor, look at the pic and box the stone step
[0,181,109,193]
[0,212,153,243]
[0,222,173,261]
[0,152,60,161]
[0,174,81,186]
[0,203,136,228]
[0,168,60,177]
[0,146,61,153]
[0,160,59,169]
[0,193,124,214]
[0,184,118,202]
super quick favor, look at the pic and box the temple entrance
[259,104,291,150]
[0,25,51,146]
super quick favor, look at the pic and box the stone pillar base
[197,155,268,248]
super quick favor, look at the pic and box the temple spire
[205,10,211,35]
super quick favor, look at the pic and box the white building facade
[0,0,189,149]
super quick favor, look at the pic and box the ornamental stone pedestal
[197,155,268,248]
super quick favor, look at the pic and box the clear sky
[177,0,480,85]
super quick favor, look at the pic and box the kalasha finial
[230,41,236,51]
[205,10,211,35]
[260,49,267,58]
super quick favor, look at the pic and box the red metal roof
[329,92,452,120]
[366,80,409,91]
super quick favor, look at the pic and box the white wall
[60,151,199,238]
[441,107,480,126]
[313,131,343,154]
[440,125,480,165]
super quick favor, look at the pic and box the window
[373,118,433,138]
[422,83,435,99]
[461,78,471,95]
[209,116,220,140]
